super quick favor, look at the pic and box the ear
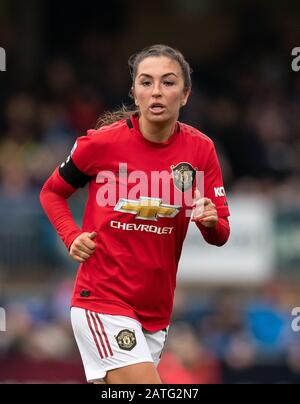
[131,86,139,106]
[181,88,191,107]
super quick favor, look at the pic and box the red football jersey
[40,114,230,331]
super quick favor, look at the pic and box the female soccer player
[40,44,230,384]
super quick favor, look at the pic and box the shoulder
[85,119,128,144]
[179,122,214,149]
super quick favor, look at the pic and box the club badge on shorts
[171,162,197,192]
[115,329,137,351]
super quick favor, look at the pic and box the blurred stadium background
[1,0,300,384]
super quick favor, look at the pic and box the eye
[141,81,151,87]
[163,81,175,86]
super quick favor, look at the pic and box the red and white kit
[71,307,168,382]
[40,113,230,332]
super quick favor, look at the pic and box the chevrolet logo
[114,197,181,221]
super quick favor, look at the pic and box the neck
[139,115,177,143]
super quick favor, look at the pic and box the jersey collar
[127,113,180,148]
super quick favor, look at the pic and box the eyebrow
[138,73,178,79]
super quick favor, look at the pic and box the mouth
[149,103,166,114]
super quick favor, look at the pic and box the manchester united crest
[171,162,197,192]
[115,329,137,351]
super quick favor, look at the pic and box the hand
[70,231,97,263]
[191,189,218,228]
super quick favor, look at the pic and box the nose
[152,82,162,97]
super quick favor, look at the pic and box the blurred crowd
[1,3,300,200]
[1,0,300,383]
[1,280,300,383]
[1,50,300,201]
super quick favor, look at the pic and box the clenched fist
[70,232,97,263]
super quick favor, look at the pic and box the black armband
[59,157,92,188]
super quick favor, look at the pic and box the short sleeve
[204,142,230,218]
[58,132,98,188]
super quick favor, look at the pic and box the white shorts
[71,307,169,382]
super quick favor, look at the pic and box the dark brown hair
[95,44,192,129]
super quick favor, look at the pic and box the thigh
[71,308,155,383]
[105,361,162,384]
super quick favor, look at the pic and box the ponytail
[95,105,138,129]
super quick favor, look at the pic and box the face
[132,56,190,124]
